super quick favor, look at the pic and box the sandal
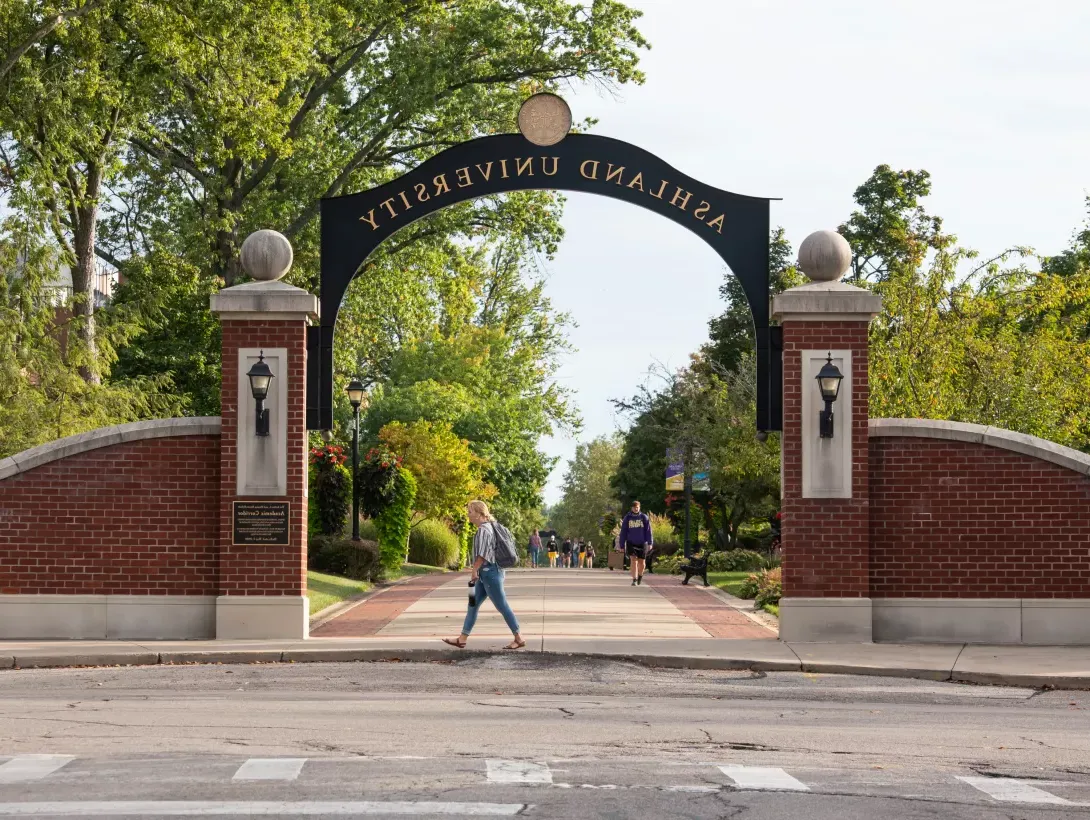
[504,638,526,650]
[442,637,467,649]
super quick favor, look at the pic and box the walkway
[311,569,775,641]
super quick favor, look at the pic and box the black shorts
[625,545,647,560]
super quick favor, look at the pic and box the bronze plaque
[232,501,290,546]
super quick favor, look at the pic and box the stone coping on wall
[870,418,1090,478]
[0,417,222,482]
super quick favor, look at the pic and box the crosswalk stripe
[0,801,525,816]
[956,776,1071,805]
[232,758,307,781]
[718,765,810,792]
[486,759,552,784]
[0,755,75,784]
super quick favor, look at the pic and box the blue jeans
[462,563,520,636]
[529,547,540,567]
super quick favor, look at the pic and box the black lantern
[815,353,844,439]
[246,351,274,437]
[345,379,367,540]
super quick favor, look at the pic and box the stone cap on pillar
[210,229,319,322]
[772,229,882,322]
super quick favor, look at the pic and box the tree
[549,434,623,541]
[379,419,495,527]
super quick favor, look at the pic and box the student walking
[547,536,558,567]
[528,530,542,568]
[561,538,573,568]
[619,500,653,586]
[584,541,596,568]
[443,500,525,650]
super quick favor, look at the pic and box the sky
[536,0,1090,505]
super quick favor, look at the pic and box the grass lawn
[307,570,372,616]
[708,570,754,598]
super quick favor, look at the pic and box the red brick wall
[781,321,872,597]
[869,436,1090,598]
[0,436,220,594]
[218,319,308,596]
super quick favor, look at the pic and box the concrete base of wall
[874,598,1090,645]
[779,598,873,642]
[0,595,215,639]
[215,596,308,639]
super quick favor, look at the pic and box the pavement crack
[558,707,574,718]
[700,728,713,742]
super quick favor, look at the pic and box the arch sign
[309,94,783,432]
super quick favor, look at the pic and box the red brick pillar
[772,231,882,642]
[210,230,317,639]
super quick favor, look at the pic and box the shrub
[652,552,685,575]
[736,573,760,599]
[707,549,765,572]
[755,566,782,608]
[308,445,351,537]
[308,536,382,582]
[374,467,416,573]
[357,444,404,518]
[452,509,471,570]
[358,518,379,541]
[409,519,461,568]
[649,513,678,550]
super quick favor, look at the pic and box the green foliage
[357,445,404,519]
[308,536,382,583]
[379,419,493,526]
[308,445,351,538]
[736,574,760,600]
[374,467,417,574]
[359,518,379,542]
[548,434,623,541]
[649,513,678,550]
[707,549,765,572]
[408,519,461,569]
[651,552,685,575]
[452,509,472,571]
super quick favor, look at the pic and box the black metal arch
[309,132,782,431]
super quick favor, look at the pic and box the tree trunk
[70,199,100,384]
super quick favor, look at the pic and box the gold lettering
[359,210,379,230]
[499,159,510,179]
[515,157,534,176]
[626,172,645,192]
[707,213,725,234]
[693,201,711,220]
[475,162,494,181]
[433,174,451,196]
[650,179,669,199]
[380,197,398,218]
[398,191,413,211]
[415,182,431,202]
[670,187,692,211]
[580,160,600,180]
[541,156,559,176]
[605,164,625,185]
[455,167,473,188]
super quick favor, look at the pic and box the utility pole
[683,442,693,558]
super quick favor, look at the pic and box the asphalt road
[0,655,1088,818]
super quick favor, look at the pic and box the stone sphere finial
[240,229,293,282]
[798,230,852,282]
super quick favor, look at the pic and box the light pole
[345,379,367,541]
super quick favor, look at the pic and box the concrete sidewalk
[0,635,1087,689]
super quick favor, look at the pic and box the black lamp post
[815,353,844,438]
[245,352,274,437]
[345,379,367,540]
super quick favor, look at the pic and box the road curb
[3,646,1087,690]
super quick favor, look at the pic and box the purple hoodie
[619,511,653,548]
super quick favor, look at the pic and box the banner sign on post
[665,448,712,492]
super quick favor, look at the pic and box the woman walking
[528,530,542,568]
[443,501,526,650]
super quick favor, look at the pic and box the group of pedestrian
[527,532,596,568]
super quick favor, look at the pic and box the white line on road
[232,758,307,781]
[718,765,810,792]
[956,776,1072,805]
[0,802,526,816]
[0,755,74,784]
[486,759,552,784]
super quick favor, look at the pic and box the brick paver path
[313,569,775,640]
[310,572,458,638]
[641,574,776,639]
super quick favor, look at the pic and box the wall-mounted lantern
[815,353,844,438]
[246,351,274,437]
